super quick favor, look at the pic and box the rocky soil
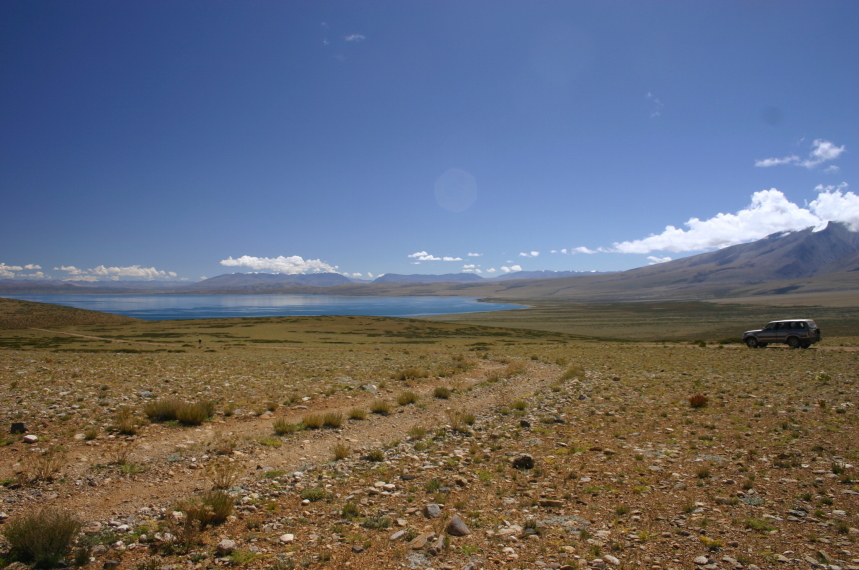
[2,335,859,570]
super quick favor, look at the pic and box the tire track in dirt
[41,359,564,523]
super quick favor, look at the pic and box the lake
[2,294,525,321]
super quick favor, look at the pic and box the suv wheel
[787,336,801,349]
[745,337,759,348]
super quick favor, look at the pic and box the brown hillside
[0,297,138,329]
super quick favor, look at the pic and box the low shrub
[348,408,367,420]
[689,394,708,409]
[2,507,82,568]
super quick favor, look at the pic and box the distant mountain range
[2,222,858,301]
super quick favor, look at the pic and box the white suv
[743,319,821,349]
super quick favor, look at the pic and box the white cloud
[754,156,799,167]
[367,272,374,279]
[24,264,41,270]
[65,275,100,282]
[220,255,338,274]
[573,246,597,254]
[560,248,568,254]
[486,268,496,273]
[611,185,859,254]
[756,139,845,169]
[408,251,460,261]
[824,165,840,174]
[463,264,476,269]
[646,92,663,118]
[0,263,23,278]
[344,34,365,42]
[467,252,482,257]
[408,251,441,261]
[501,265,522,273]
[519,251,540,257]
[647,256,672,265]
[351,273,362,277]
[88,265,178,279]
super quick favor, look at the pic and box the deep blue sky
[2,1,857,282]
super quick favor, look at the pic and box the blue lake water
[2,294,525,321]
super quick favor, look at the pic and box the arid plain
[1,297,858,570]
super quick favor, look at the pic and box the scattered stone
[389,530,406,541]
[603,555,620,566]
[279,534,295,543]
[694,556,710,565]
[539,499,563,508]
[512,454,534,470]
[351,545,364,553]
[520,420,531,428]
[408,532,434,550]
[216,539,236,556]
[446,515,470,536]
[423,503,442,518]
[22,434,38,444]
[10,422,27,434]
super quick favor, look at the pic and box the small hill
[0,298,138,329]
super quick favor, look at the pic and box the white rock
[694,556,709,565]
[279,534,295,543]
[603,555,620,566]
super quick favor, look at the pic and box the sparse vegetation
[2,507,82,568]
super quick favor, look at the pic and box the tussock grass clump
[348,408,367,420]
[144,398,214,425]
[365,448,385,462]
[393,367,431,381]
[341,502,360,520]
[17,451,65,485]
[332,442,351,460]
[273,417,297,435]
[560,364,585,381]
[177,490,234,528]
[433,386,451,399]
[511,399,527,411]
[114,407,138,435]
[397,391,419,406]
[300,487,330,502]
[176,401,214,426]
[408,425,427,439]
[503,361,527,378]
[361,516,391,530]
[205,459,241,489]
[322,412,343,428]
[143,398,184,422]
[689,394,708,409]
[302,414,324,429]
[370,400,392,415]
[2,507,82,568]
[209,431,238,455]
[447,409,476,433]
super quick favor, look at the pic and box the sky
[2,1,859,282]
